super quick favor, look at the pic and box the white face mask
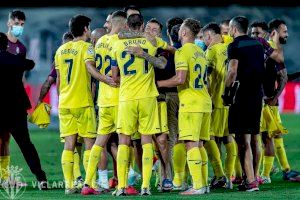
[195,39,207,51]
[11,25,24,37]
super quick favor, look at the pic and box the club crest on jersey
[87,46,94,55]
[16,47,20,54]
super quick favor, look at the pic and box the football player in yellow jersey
[219,19,241,183]
[36,32,88,189]
[125,18,174,192]
[81,10,134,195]
[55,15,117,195]
[219,19,234,44]
[104,12,113,33]
[202,23,236,189]
[111,14,170,196]
[158,18,212,195]
[90,27,114,192]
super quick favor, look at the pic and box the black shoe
[283,170,300,180]
[210,176,226,189]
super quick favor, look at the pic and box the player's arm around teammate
[125,18,175,191]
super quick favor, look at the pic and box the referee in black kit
[223,16,266,192]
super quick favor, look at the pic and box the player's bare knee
[96,134,110,147]
[157,134,167,147]
[141,135,152,145]
[223,135,234,144]
[64,135,77,151]
[118,134,131,145]
[185,140,199,150]
[84,137,95,150]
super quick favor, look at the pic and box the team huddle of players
[52,5,300,196]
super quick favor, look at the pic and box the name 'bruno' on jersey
[95,34,120,107]
[175,43,212,113]
[55,40,95,109]
[111,37,168,101]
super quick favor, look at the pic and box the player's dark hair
[183,18,201,37]
[202,22,221,34]
[124,5,141,15]
[170,24,181,43]
[166,17,183,34]
[112,10,127,19]
[250,21,268,32]
[231,16,248,34]
[69,15,91,37]
[220,19,230,26]
[0,32,8,51]
[268,19,286,32]
[62,32,74,41]
[9,10,26,21]
[147,18,163,31]
[127,14,144,30]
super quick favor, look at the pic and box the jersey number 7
[65,59,73,84]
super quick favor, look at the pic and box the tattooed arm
[38,76,55,104]
[265,68,288,106]
[125,45,167,69]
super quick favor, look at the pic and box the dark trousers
[5,111,47,181]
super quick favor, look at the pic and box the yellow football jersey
[111,37,167,101]
[206,42,228,108]
[175,42,212,113]
[95,34,120,107]
[222,35,234,44]
[55,40,94,108]
[268,40,276,49]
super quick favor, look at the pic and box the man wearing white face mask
[6,10,27,58]
[2,10,48,190]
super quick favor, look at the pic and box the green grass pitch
[2,114,300,199]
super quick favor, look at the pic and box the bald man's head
[91,28,107,46]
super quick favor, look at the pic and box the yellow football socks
[274,138,290,171]
[142,143,154,189]
[262,156,275,177]
[73,147,81,180]
[61,150,74,189]
[129,146,135,169]
[84,145,103,186]
[117,145,129,189]
[172,143,186,186]
[225,142,236,179]
[199,146,208,187]
[187,147,202,189]
[205,140,225,178]
[83,150,97,188]
[0,156,10,180]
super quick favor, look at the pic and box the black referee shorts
[228,101,262,135]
